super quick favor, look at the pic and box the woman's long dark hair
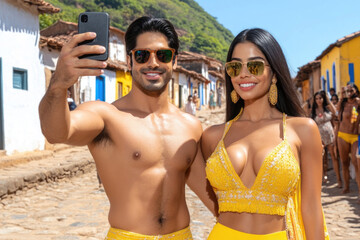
[225,28,304,121]
[311,91,330,120]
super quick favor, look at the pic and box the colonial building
[0,0,59,154]
[40,20,131,104]
[295,60,321,103]
[176,51,224,108]
[316,31,360,94]
[172,65,209,108]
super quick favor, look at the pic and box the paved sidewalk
[0,146,94,199]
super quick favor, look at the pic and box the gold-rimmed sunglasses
[225,60,269,77]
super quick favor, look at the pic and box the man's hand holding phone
[50,32,107,91]
[50,12,109,91]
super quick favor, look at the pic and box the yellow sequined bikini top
[206,109,300,216]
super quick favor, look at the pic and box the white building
[177,51,224,108]
[0,0,59,154]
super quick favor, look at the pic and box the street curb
[0,148,95,199]
[0,144,73,169]
[0,150,54,169]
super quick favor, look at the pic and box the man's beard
[131,67,172,96]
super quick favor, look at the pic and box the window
[13,68,28,90]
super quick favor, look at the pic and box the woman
[185,95,196,116]
[311,91,340,186]
[202,28,329,239]
[337,83,360,196]
[331,93,343,187]
[209,90,216,110]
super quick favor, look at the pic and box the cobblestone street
[0,108,359,239]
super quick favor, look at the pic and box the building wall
[301,79,310,102]
[40,47,59,71]
[320,47,340,93]
[340,36,360,87]
[178,73,189,109]
[312,67,322,95]
[79,70,116,103]
[115,71,132,99]
[79,76,93,103]
[109,32,125,62]
[0,0,45,153]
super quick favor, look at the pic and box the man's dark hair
[125,16,179,56]
[331,93,339,102]
[225,28,304,121]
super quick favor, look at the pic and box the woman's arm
[295,118,325,240]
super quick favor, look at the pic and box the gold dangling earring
[269,78,278,106]
[231,90,239,103]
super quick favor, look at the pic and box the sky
[195,0,360,77]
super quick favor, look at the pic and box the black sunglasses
[131,48,175,64]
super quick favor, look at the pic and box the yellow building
[116,71,132,99]
[317,31,360,94]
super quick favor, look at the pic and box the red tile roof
[177,51,223,70]
[295,60,320,83]
[21,0,60,14]
[41,20,125,37]
[208,70,225,81]
[316,31,360,60]
[174,65,210,83]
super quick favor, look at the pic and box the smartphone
[78,12,109,61]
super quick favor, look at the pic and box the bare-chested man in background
[337,83,360,200]
[39,16,216,239]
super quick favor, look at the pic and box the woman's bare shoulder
[287,116,320,141]
[201,123,227,159]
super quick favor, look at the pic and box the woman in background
[311,91,340,186]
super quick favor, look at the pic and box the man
[337,83,360,200]
[216,84,223,108]
[39,17,216,239]
[329,87,336,97]
[66,90,77,111]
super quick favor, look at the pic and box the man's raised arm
[39,32,107,145]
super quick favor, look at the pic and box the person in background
[67,90,77,111]
[329,87,336,97]
[330,93,342,187]
[202,28,328,239]
[337,83,360,199]
[216,84,223,108]
[185,95,196,116]
[209,90,216,110]
[311,91,339,185]
[193,90,200,110]
[303,97,312,117]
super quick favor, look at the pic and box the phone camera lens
[81,15,88,23]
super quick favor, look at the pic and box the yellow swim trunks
[208,223,287,240]
[105,226,193,240]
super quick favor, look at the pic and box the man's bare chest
[92,118,198,170]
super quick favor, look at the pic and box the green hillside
[40,0,233,61]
